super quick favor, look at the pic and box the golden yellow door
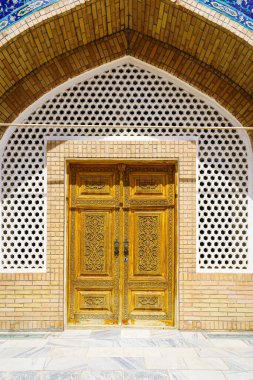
[68,164,120,325]
[122,164,175,325]
[68,162,175,326]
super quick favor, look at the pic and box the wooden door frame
[66,159,178,327]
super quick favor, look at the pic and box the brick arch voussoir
[0,0,253,102]
[0,31,252,147]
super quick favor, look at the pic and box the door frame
[66,159,178,328]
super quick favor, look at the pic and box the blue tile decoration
[0,0,61,32]
[197,0,253,31]
[0,0,252,34]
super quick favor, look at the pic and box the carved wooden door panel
[122,165,175,325]
[68,164,120,324]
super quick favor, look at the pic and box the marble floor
[0,329,253,379]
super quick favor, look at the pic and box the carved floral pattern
[138,296,159,306]
[82,176,110,193]
[85,183,106,190]
[138,215,159,272]
[84,214,105,272]
[138,180,159,190]
[83,297,104,306]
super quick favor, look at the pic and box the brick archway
[0,0,252,145]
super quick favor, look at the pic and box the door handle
[124,239,129,257]
[114,239,119,257]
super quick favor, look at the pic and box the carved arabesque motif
[83,214,105,272]
[138,215,159,272]
[139,183,158,190]
[137,179,159,191]
[83,297,104,306]
[82,176,110,193]
[138,296,159,306]
[86,183,106,190]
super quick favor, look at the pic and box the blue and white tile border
[0,0,60,33]
[196,0,253,31]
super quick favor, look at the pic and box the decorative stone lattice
[0,64,249,272]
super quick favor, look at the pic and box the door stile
[68,169,76,323]
[113,168,120,325]
[117,163,126,325]
[122,166,130,324]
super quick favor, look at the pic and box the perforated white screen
[0,63,249,272]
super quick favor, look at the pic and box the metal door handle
[124,240,129,257]
[114,239,119,257]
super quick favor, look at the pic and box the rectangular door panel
[130,210,167,278]
[76,171,115,198]
[78,210,113,277]
[130,290,167,315]
[76,289,114,314]
[130,173,168,198]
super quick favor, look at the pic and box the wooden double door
[68,162,175,326]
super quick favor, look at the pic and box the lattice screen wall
[0,63,249,272]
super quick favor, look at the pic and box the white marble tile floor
[0,329,252,379]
